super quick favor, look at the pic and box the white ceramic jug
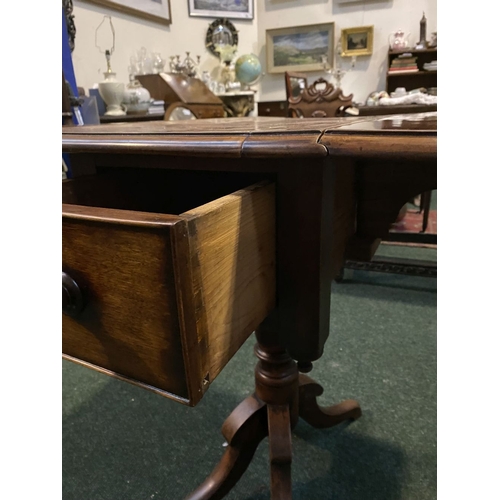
[122,79,151,115]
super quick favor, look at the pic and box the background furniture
[285,71,308,100]
[215,90,255,117]
[163,102,200,120]
[62,115,436,498]
[257,100,289,117]
[259,101,437,117]
[358,103,437,115]
[137,73,224,119]
[287,77,354,118]
[386,47,437,94]
[419,190,433,232]
[100,93,255,122]
[100,113,164,123]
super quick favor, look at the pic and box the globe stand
[234,54,262,91]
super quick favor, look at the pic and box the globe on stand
[235,54,262,89]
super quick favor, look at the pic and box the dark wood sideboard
[258,100,436,117]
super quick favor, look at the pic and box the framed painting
[188,0,254,20]
[266,23,334,74]
[340,26,374,57]
[82,0,171,25]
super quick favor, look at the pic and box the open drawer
[62,170,276,406]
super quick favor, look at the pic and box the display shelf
[386,47,437,94]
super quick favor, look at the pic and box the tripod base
[185,323,361,500]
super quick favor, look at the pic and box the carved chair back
[287,78,354,118]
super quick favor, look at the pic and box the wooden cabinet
[386,48,437,94]
[257,100,289,117]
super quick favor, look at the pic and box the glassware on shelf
[169,52,201,78]
[128,48,165,78]
[152,53,165,73]
[322,41,356,90]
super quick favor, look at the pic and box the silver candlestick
[322,42,356,90]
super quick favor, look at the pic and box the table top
[62,114,437,160]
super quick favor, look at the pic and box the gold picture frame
[82,0,172,26]
[341,26,374,57]
[266,23,335,74]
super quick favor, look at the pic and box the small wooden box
[62,171,275,406]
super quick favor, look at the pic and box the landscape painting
[341,26,374,57]
[266,24,334,73]
[188,0,254,19]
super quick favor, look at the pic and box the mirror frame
[205,18,238,58]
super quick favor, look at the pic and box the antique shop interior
[62,1,437,499]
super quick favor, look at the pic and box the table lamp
[95,16,126,116]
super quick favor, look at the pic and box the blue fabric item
[62,8,78,98]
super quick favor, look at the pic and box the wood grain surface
[62,115,437,160]
[180,182,276,400]
[62,213,189,401]
[62,176,275,406]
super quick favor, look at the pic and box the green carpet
[63,245,436,500]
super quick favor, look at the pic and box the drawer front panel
[62,217,189,402]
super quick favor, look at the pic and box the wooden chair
[287,78,355,118]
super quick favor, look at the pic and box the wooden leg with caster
[185,319,362,500]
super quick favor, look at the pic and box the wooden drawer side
[177,182,276,397]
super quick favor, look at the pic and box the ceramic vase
[98,72,126,116]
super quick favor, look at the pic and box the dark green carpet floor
[63,244,436,500]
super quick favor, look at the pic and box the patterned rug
[382,208,437,248]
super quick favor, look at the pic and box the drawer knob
[62,272,85,316]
